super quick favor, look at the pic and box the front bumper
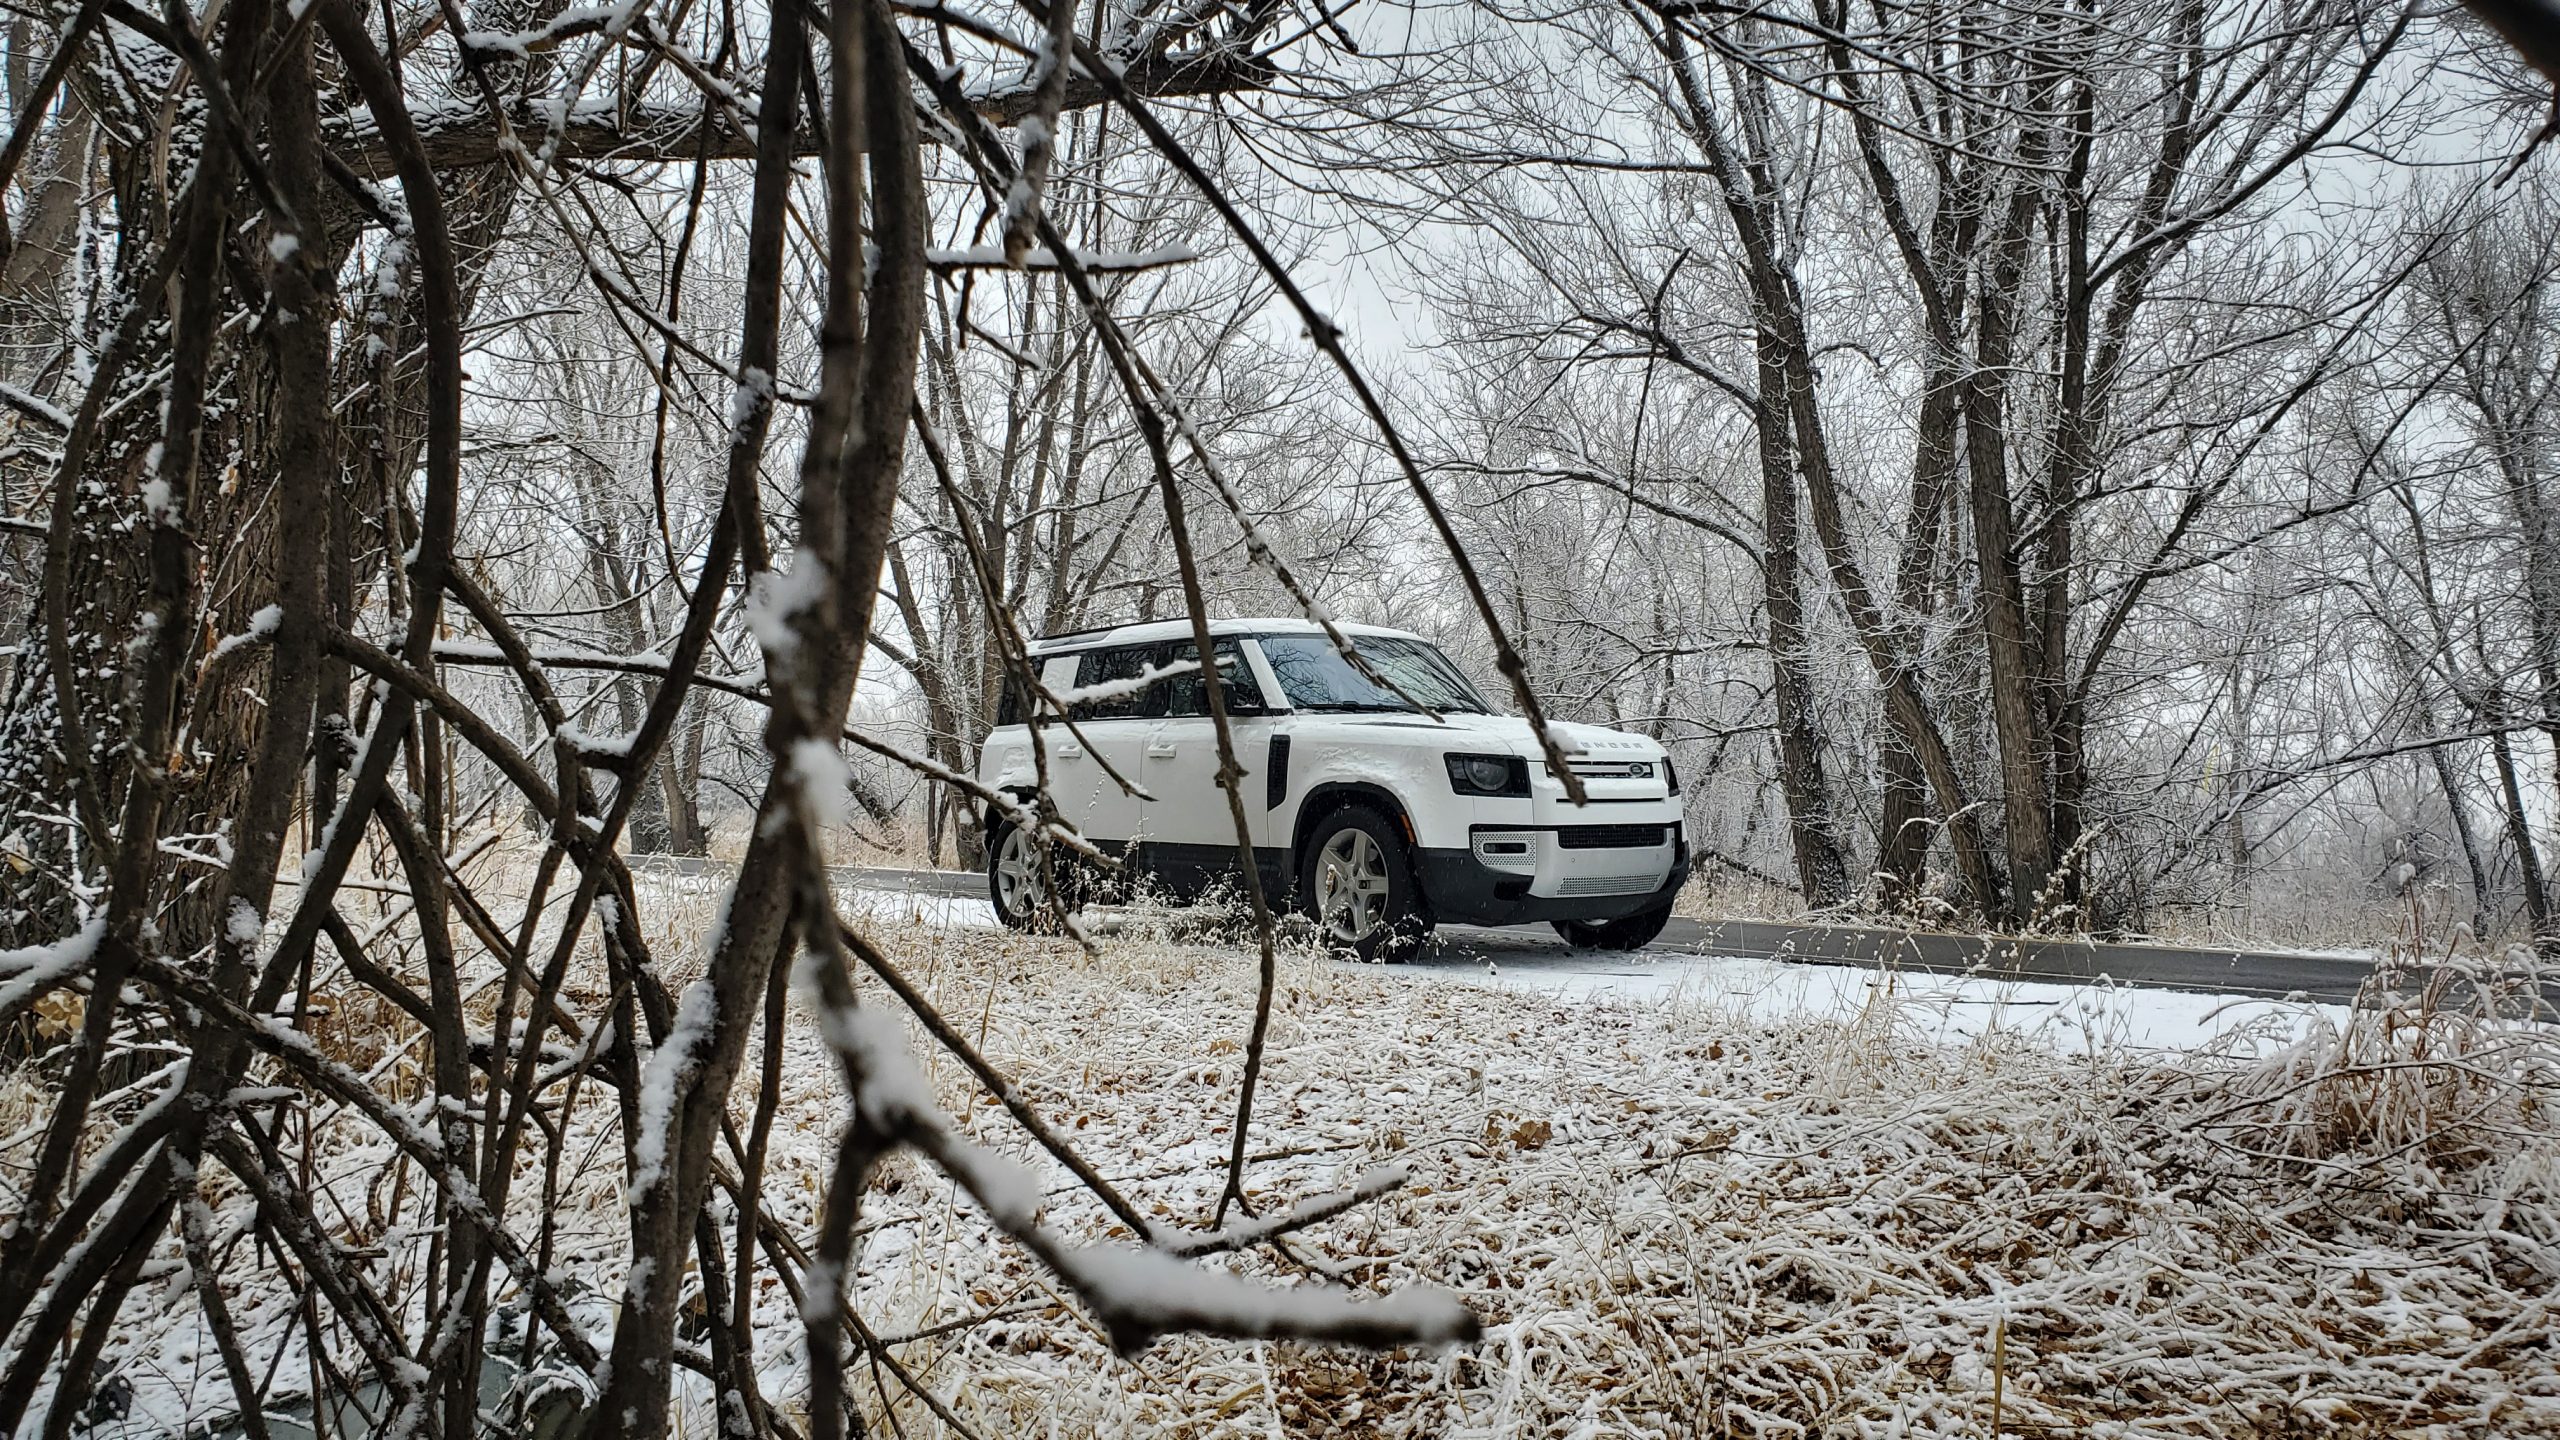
[1413,826,1689,927]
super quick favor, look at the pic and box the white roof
[1025,617,1423,655]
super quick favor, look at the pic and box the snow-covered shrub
[2180,939,2556,1177]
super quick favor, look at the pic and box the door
[1017,654,1106,838]
[1063,643,1161,850]
[1143,637,1274,891]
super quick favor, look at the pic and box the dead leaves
[1482,1111,1553,1152]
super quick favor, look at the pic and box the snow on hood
[1317,711,1661,758]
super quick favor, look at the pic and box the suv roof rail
[1027,622,1125,649]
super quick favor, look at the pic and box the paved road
[634,857,2554,1013]
[1651,917,2378,1003]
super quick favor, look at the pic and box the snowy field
[776,891,2560,1436]
[40,876,2558,1439]
[837,881,2358,1057]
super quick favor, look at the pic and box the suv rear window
[1069,639,1268,719]
[1070,645,1165,720]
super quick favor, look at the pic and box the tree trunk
[2490,717,2555,953]
[658,701,710,856]
[1652,23,2004,916]
[1753,332,1851,905]
[1879,356,1963,901]
[572,462,674,852]
[1959,122,2060,925]
[2431,739,2493,944]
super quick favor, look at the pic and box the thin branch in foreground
[793,916,1482,1356]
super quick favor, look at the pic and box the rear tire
[988,816,1078,933]
[1552,903,1672,952]
[1300,806,1431,962]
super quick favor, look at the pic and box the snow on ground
[841,884,1000,932]
[1450,943,2353,1057]
[43,873,2557,1439]
[691,877,2560,1435]
[795,917,2557,1438]
[841,877,2354,1057]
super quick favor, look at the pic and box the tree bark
[2490,716,2555,953]
[1959,102,2062,924]
[1753,331,1851,905]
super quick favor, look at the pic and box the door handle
[1145,743,1178,758]
[1056,743,1085,759]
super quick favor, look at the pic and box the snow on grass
[32,868,2555,1439]
[781,921,2559,1438]
[828,875,2354,1057]
[841,885,1000,931]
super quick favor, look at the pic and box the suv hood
[1315,710,1662,759]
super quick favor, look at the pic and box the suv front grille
[1555,824,1669,850]
[1555,757,1656,779]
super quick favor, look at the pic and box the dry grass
[797,915,2560,1439]
[32,867,2560,1439]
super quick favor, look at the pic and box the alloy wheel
[995,824,1048,919]
[1316,828,1392,942]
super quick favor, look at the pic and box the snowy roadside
[663,874,2560,1434]
[1443,944,2355,1058]
[46,873,2556,1439]
[777,907,2560,1437]
[835,880,2358,1058]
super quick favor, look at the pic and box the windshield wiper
[1289,700,1412,713]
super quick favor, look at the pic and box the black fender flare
[1285,781,1416,898]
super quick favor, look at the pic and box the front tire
[1552,903,1672,952]
[988,816,1075,932]
[1301,807,1431,961]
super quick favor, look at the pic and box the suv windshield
[1255,634,1494,714]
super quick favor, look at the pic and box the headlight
[1444,752,1529,797]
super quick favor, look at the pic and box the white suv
[975,618,1689,958]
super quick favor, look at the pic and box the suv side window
[1159,639,1266,716]
[1070,645,1166,720]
